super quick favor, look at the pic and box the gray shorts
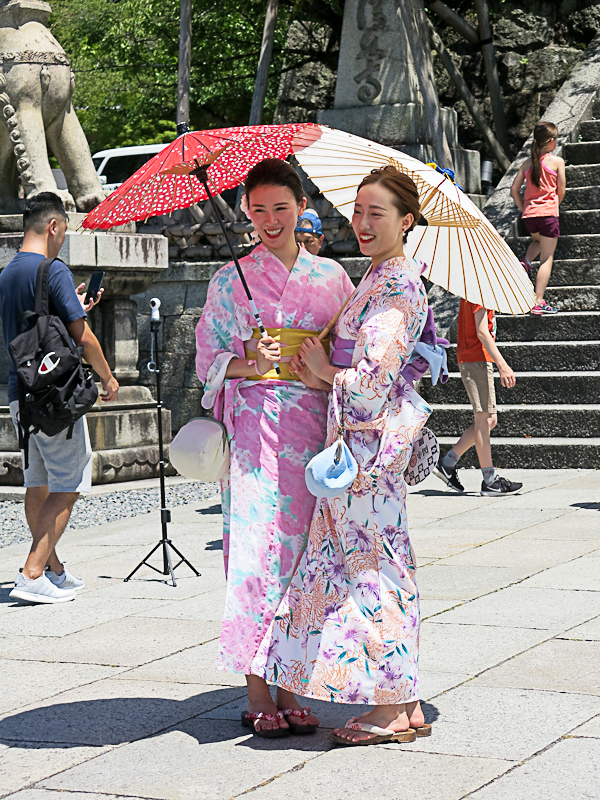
[10,400,93,493]
[458,361,497,415]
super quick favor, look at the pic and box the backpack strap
[34,257,54,317]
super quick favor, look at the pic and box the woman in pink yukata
[251,166,433,746]
[195,159,354,738]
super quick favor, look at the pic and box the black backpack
[8,257,98,467]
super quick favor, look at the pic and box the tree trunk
[249,0,279,126]
[474,0,511,155]
[427,0,479,45]
[397,0,454,169]
[428,21,511,172]
[177,0,192,127]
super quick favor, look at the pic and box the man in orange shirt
[434,300,523,496]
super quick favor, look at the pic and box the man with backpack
[0,193,119,604]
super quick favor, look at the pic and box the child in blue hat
[295,209,325,256]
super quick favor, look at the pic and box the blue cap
[295,209,323,236]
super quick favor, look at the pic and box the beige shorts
[458,361,497,414]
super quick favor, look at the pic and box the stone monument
[318,0,481,193]
[0,0,105,212]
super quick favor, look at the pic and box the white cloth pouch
[305,437,358,499]
[169,417,229,482]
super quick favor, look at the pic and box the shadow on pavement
[0,692,440,751]
[197,504,222,515]
[571,502,600,511]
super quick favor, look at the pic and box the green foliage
[50,0,342,153]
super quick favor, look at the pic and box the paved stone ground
[0,468,599,800]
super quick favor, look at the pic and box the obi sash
[244,328,330,382]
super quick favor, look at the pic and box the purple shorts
[523,216,560,239]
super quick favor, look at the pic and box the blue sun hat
[295,208,323,236]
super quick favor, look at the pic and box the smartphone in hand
[84,270,105,305]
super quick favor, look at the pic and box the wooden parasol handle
[318,298,350,342]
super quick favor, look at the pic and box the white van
[92,144,168,192]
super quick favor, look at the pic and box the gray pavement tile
[490,489,599,510]
[2,792,125,800]
[419,622,553,676]
[0,679,246,746]
[558,472,600,491]
[419,598,462,619]
[0,661,122,715]
[471,639,600,695]
[247,748,510,800]
[113,638,245,686]
[0,740,111,798]
[419,670,472,699]
[467,736,600,799]
[432,586,600,631]
[571,713,600,739]
[394,685,600,761]
[438,536,599,570]
[0,636,48,659]
[409,528,508,560]
[12,617,221,668]
[421,507,564,532]
[416,564,525,600]
[84,569,218,601]
[39,723,328,800]
[0,595,168,638]
[558,614,600,641]
[511,508,600,541]
[135,589,227,622]
[520,554,600,592]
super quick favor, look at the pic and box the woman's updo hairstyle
[244,158,304,204]
[357,165,422,243]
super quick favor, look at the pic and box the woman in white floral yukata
[251,166,433,746]
[195,159,354,738]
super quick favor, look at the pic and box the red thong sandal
[280,706,319,735]
[241,709,289,738]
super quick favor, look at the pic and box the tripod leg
[163,539,177,588]
[124,540,163,582]
[167,541,201,577]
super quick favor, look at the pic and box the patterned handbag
[404,427,439,486]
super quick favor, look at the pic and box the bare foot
[276,688,320,729]
[246,676,289,734]
[406,699,425,729]
[333,704,409,744]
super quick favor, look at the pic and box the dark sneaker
[531,299,558,315]
[433,463,464,492]
[480,476,523,497]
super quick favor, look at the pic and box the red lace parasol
[82,123,319,230]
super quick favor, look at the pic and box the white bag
[168,417,230,482]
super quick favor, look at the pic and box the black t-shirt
[0,252,86,402]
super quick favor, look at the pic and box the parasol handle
[195,168,280,376]
[318,297,351,342]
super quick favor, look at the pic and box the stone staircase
[421,96,600,468]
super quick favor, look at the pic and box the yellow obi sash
[244,328,330,381]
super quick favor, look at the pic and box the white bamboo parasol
[292,126,535,315]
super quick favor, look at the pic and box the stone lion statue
[0,0,105,213]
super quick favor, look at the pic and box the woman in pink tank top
[511,122,566,315]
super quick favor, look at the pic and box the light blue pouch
[305,385,358,499]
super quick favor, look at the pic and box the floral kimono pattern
[195,243,354,674]
[251,256,431,704]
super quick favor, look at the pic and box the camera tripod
[124,302,200,587]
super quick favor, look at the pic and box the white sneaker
[9,573,76,604]
[46,567,85,591]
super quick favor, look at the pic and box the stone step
[560,209,600,235]
[495,310,600,341]
[436,436,600,469]
[592,98,600,117]
[429,403,600,438]
[446,341,600,372]
[530,259,600,287]
[579,119,600,141]
[421,371,600,405]
[564,163,600,187]
[564,141,600,165]
[562,185,600,210]
[508,234,600,260]
[543,285,600,312]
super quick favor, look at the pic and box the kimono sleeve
[195,266,244,410]
[333,271,427,423]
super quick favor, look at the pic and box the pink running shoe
[531,299,558,315]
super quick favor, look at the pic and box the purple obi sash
[331,336,355,367]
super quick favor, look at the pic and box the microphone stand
[124,301,200,587]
